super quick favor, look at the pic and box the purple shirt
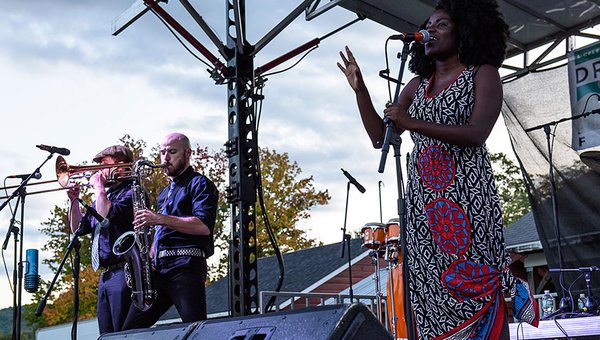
[80,181,135,268]
[154,166,218,273]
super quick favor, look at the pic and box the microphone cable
[249,86,285,313]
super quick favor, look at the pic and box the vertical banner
[568,41,600,150]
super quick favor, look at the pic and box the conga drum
[386,218,401,245]
[386,249,407,339]
[360,222,387,249]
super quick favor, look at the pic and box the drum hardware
[386,244,398,337]
[369,250,385,323]
[361,221,406,337]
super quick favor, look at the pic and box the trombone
[0,156,133,199]
[55,156,133,187]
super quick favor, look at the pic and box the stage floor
[509,315,600,339]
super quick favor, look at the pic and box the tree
[490,152,531,226]
[23,135,329,328]
[255,148,329,257]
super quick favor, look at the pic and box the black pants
[122,258,208,330]
[97,267,132,334]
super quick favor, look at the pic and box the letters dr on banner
[568,41,600,150]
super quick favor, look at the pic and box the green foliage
[255,148,329,257]
[490,152,531,226]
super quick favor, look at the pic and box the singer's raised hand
[337,46,366,92]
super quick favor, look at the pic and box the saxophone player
[123,132,218,329]
[67,145,135,335]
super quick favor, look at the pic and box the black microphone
[76,198,110,228]
[7,171,42,180]
[341,168,366,193]
[36,144,70,156]
[25,249,40,293]
[389,29,430,44]
[378,117,395,173]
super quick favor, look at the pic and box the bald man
[123,132,218,329]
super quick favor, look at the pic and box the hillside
[0,307,34,339]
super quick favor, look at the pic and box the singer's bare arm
[338,46,418,148]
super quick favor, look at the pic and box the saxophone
[112,159,165,311]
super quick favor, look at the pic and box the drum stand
[370,249,384,322]
[385,244,399,337]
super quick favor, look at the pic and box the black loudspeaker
[100,303,393,340]
[99,322,195,340]
[189,303,392,340]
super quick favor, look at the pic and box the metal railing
[261,290,556,321]
[259,291,385,314]
[259,291,397,334]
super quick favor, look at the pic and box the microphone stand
[378,40,415,339]
[1,153,53,340]
[340,181,354,303]
[36,223,84,340]
[524,109,600,315]
[5,186,24,340]
[550,267,599,313]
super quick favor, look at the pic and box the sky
[0,0,515,311]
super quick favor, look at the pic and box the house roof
[161,237,368,320]
[504,211,543,252]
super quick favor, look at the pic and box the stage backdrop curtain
[501,65,600,299]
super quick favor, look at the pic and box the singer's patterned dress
[404,66,535,339]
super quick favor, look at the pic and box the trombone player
[66,145,135,335]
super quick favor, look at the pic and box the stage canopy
[307,0,600,80]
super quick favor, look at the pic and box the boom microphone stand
[550,267,599,313]
[378,40,415,339]
[340,181,355,303]
[525,109,600,316]
[36,222,83,340]
[1,153,53,340]
[340,168,366,303]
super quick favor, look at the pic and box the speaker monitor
[99,322,194,340]
[189,303,392,340]
[100,303,393,340]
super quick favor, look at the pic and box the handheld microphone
[389,30,430,44]
[7,171,42,180]
[341,168,366,193]
[36,144,71,156]
[25,249,40,293]
[76,198,110,228]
